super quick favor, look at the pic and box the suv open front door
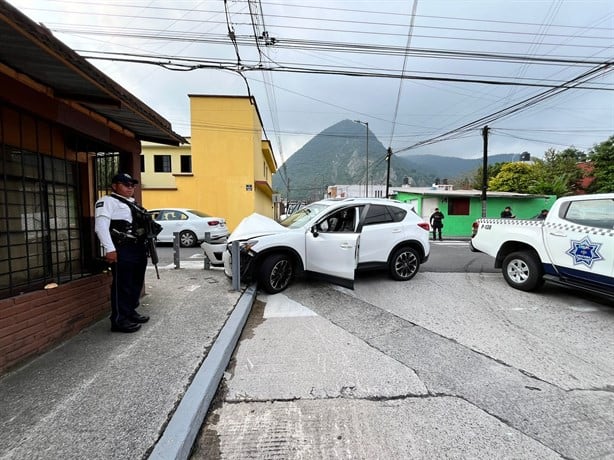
[304,205,362,289]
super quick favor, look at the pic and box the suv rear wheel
[259,253,294,294]
[389,247,420,281]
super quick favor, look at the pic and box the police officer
[95,173,149,333]
[430,207,444,241]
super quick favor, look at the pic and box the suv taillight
[471,221,479,236]
[208,220,220,226]
[417,222,430,231]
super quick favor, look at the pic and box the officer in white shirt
[95,173,149,333]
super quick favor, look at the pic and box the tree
[539,147,586,194]
[587,136,614,193]
[467,162,505,190]
[488,162,535,192]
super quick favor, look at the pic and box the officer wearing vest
[95,173,150,333]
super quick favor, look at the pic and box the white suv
[222,198,431,293]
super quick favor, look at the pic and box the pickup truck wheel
[389,247,420,281]
[502,251,543,291]
[179,230,198,247]
[259,254,294,294]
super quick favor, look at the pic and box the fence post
[231,240,240,291]
[173,232,180,269]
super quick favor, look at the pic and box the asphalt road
[191,272,613,459]
[154,240,614,458]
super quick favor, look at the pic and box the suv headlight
[241,239,259,252]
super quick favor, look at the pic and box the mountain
[395,153,518,181]
[272,119,519,201]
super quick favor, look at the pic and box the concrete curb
[149,284,257,460]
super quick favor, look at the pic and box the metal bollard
[231,240,240,291]
[203,232,211,270]
[173,232,180,269]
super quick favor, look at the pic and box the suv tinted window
[387,206,407,222]
[364,205,394,226]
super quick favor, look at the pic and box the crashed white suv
[222,197,431,293]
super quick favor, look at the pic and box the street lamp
[353,120,369,197]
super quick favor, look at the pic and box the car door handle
[392,228,402,233]
[548,231,566,237]
[340,243,354,249]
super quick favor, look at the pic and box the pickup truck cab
[470,193,614,298]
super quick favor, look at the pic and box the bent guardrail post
[173,232,180,269]
[203,232,211,270]
[231,240,240,291]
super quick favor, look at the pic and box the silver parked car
[149,208,229,247]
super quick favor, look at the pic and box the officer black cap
[112,173,139,185]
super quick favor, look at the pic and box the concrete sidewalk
[0,266,252,460]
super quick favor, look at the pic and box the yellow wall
[140,95,277,231]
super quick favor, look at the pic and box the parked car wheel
[502,251,544,291]
[259,253,294,294]
[389,246,420,281]
[179,230,198,247]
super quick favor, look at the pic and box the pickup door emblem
[566,236,604,268]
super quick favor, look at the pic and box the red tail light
[207,220,220,226]
[417,222,430,231]
[471,221,479,236]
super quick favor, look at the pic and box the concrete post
[173,232,180,269]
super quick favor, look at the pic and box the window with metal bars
[0,125,85,299]
[154,154,171,172]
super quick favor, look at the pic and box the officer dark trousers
[110,243,147,325]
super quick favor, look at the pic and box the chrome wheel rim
[395,251,417,279]
[270,259,292,291]
[507,258,529,284]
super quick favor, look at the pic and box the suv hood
[229,213,288,242]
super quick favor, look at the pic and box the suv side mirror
[311,225,319,238]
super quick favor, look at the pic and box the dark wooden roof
[0,1,185,146]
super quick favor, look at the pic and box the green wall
[395,192,557,237]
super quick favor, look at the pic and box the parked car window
[563,199,614,229]
[364,204,394,226]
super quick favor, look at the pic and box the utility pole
[353,120,369,197]
[385,147,392,198]
[481,125,489,217]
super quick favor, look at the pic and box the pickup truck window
[563,199,614,230]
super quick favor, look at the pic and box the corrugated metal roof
[0,1,185,146]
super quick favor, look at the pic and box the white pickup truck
[470,193,614,299]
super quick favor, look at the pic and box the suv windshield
[280,203,329,229]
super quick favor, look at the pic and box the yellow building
[141,95,277,231]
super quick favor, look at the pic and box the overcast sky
[7,0,614,166]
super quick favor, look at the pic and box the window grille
[0,111,86,298]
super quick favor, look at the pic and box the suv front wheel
[389,246,420,281]
[259,253,294,294]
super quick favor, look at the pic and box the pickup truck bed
[470,194,614,299]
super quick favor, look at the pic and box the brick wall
[0,274,112,375]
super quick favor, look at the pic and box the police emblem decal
[566,236,604,268]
